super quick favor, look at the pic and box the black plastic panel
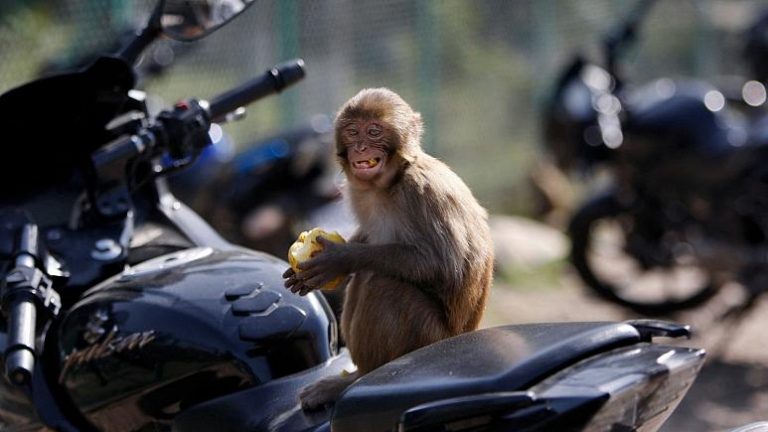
[224,283,262,300]
[331,322,641,432]
[173,350,354,432]
[55,247,336,432]
[239,305,307,341]
[231,290,281,314]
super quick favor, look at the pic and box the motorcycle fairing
[53,247,338,432]
[173,350,353,432]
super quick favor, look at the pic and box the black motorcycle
[543,0,768,316]
[0,1,715,431]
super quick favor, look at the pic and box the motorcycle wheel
[569,193,721,315]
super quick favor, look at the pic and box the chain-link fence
[0,0,763,213]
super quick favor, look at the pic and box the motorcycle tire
[568,192,720,316]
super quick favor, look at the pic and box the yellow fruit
[288,228,346,290]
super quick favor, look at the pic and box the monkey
[283,88,494,410]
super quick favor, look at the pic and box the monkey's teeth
[354,158,380,169]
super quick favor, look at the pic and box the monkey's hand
[283,237,352,296]
[282,267,307,295]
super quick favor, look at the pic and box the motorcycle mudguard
[52,247,338,432]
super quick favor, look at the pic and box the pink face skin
[342,120,393,184]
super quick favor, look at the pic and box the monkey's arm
[348,231,368,244]
[340,243,438,281]
[290,239,444,294]
[283,230,371,295]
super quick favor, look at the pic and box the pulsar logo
[58,328,156,383]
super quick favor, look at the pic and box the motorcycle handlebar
[207,59,306,122]
[5,297,36,385]
[3,224,41,386]
[92,133,151,173]
[92,60,306,175]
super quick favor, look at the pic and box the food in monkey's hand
[288,228,346,290]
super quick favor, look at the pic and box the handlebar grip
[92,134,150,169]
[5,298,36,385]
[207,59,306,122]
[3,224,40,386]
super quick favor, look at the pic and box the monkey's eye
[367,128,382,137]
[345,129,358,137]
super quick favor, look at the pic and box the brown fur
[285,88,493,410]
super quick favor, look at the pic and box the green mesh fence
[0,0,761,213]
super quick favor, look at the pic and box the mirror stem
[116,0,165,65]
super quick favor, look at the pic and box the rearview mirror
[161,0,255,41]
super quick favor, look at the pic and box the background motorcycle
[543,0,768,316]
[168,113,349,258]
[0,1,713,431]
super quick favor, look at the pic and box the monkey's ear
[410,112,425,142]
[403,111,425,160]
[395,151,415,165]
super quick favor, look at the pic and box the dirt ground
[483,215,768,432]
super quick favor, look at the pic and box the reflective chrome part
[118,246,213,281]
[91,238,123,261]
[83,308,110,344]
[161,0,255,41]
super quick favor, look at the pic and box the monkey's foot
[299,373,358,411]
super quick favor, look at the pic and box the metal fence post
[416,0,439,154]
[277,0,300,127]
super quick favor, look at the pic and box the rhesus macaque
[283,88,494,410]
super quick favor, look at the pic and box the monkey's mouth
[349,150,387,181]
[352,157,381,170]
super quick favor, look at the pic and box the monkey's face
[340,119,396,184]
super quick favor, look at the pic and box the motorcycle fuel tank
[53,247,337,431]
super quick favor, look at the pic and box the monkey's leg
[299,371,360,411]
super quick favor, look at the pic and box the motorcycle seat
[331,321,643,432]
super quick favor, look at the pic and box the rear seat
[331,321,642,432]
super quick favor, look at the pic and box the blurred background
[2,0,768,430]
[0,0,759,214]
